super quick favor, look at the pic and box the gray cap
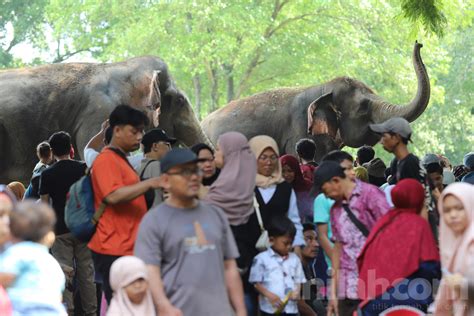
[422,153,440,166]
[464,152,474,169]
[369,117,412,141]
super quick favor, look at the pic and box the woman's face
[442,194,469,237]
[282,164,295,184]
[257,148,278,177]
[125,277,148,305]
[197,148,218,178]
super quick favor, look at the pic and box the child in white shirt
[249,216,306,315]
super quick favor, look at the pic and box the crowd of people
[0,104,473,316]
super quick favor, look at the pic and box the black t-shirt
[39,160,87,235]
[395,153,424,182]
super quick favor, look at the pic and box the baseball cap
[142,129,177,148]
[363,158,387,178]
[369,117,412,141]
[421,153,441,167]
[160,148,204,173]
[312,161,346,191]
[463,152,474,169]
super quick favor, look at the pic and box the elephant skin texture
[0,56,210,184]
[202,42,430,162]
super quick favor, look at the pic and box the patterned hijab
[249,135,284,188]
[279,154,312,192]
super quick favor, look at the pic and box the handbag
[254,197,271,251]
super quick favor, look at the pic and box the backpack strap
[91,202,107,225]
[140,160,157,179]
[342,204,369,237]
[107,147,137,172]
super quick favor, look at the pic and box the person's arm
[85,120,109,152]
[105,178,161,205]
[224,259,246,316]
[288,190,305,247]
[316,223,333,262]
[327,241,341,316]
[255,283,283,310]
[297,300,318,316]
[147,265,182,316]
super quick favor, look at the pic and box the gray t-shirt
[134,201,239,315]
[137,158,163,207]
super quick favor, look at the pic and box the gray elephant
[0,56,210,184]
[202,42,430,161]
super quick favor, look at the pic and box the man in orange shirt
[88,105,161,303]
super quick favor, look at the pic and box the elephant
[0,56,211,184]
[202,42,430,161]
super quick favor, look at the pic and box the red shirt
[88,148,147,256]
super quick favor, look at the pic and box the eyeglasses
[167,167,203,178]
[258,155,278,162]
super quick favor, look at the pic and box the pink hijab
[435,182,474,316]
[205,132,257,226]
[107,256,155,316]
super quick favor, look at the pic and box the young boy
[0,201,66,315]
[249,216,306,316]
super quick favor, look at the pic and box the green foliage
[1,0,473,164]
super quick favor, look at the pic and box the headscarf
[190,143,220,186]
[434,183,474,316]
[358,179,440,300]
[204,132,256,226]
[248,135,284,188]
[7,182,25,201]
[279,155,312,192]
[107,256,155,316]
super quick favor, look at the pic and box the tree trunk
[193,74,202,120]
[223,63,234,103]
[210,67,219,112]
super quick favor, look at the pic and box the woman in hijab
[191,143,220,187]
[280,154,313,222]
[107,256,155,316]
[434,182,474,316]
[357,179,441,315]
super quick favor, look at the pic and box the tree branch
[53,48,92,63]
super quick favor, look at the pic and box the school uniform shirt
[249,248,306,314]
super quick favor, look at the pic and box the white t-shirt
[84,147,143,170]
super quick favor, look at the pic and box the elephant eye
[359,99,371,114]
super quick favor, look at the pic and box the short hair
[104,127,113,145]
[48,131,71,156]
[109,105,149,129]
[36,141,51,159]
[388,132,409,145]
[426,163,443,175]
[303,222,316,233]
[267,216,296,238]
[321,150,354,163]
[10,201,56,242]
[295,138,316,161]
[357,146,375,165]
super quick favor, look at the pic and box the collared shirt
[249,248,306,314]
[330,180,390,299]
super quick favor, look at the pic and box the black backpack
[140,160,157,209]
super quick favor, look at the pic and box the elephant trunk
[370,41,430,123]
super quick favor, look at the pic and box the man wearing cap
[314,161,389,316]
[88,105,162,303]
[138,128,177,208]
[363,158,387,187]
[134,148,246,316]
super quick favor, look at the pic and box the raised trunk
[370,42,430,123]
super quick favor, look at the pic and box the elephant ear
[146,70,161,110]
[307,92,339,140]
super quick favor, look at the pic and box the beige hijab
[107,256,156,316]
[248,135,284,188]
[435,183,474,316]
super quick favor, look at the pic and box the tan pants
[51,233,97,316]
